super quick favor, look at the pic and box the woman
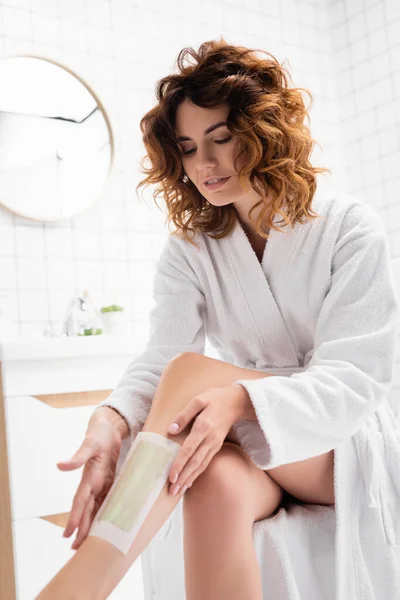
[37,38,400,600]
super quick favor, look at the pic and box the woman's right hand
[57,407,130,550]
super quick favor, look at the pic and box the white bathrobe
[97,185,400,599]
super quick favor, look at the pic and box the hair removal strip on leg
[88,430,181,554]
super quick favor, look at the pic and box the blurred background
[0,0,398,343]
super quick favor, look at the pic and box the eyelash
[181,136,232,156]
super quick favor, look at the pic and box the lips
[203,175,230,187]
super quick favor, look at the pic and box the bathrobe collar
[220,214,300,368]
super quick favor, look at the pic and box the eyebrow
[176,120,228,142]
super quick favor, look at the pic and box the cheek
[182,156,194,170]
[234,156,246,174]
[230,141,247,172]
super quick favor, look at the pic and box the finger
[63,481,92,538]
[169,416,212,484]
[171,442,213,492]
[71,488,108,549]
[168,396,206,435]
[169,426,206,484]
[72,493,95,550]
[62,452,106,537]
[184,448,216,489]
[57,438,97,471]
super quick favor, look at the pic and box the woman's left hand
[167,384,247,495]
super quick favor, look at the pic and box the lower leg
[36,429,189,600]
[183,499,264,600]
[183,444,284,600]
[36,366,196,600]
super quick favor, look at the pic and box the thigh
[266,450,335,506]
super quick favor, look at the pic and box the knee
[162,351,209,381]
[168,351,205,369]
[185,443,251,512]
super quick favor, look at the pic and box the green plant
[78,328,103,336]
[100,305,124,313]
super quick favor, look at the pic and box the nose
[196,146,218,175]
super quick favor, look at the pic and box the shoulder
[156,230,206,282]
[161,230,205,261]
[309,184,385,239]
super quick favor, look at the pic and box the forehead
[175,99,229,136]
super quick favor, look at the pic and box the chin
[205,198,233,207]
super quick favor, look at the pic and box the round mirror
[0,56,114,222]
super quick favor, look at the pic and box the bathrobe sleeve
[233,202,400,470]
[94,234,206,440]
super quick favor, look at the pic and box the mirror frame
[0,54,115,223]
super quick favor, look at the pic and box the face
[174,99,259,210]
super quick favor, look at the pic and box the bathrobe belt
[242,363,306,376]
[354,401,400,547]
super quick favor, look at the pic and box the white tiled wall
[328,0,400,245]
[327,0,400,407]
[0,0,343,340]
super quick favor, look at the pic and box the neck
[233,187,271,241]
[234,207,269,242]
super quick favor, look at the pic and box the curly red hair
[136,36,327,247]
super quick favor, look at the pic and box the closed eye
[181,136,232,156]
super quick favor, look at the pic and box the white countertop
[0,335,148,362]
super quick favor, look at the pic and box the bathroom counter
[0,334,147,362]
[0,335,147,397]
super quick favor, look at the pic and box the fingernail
[168,423,179,434]
[180,485,188,495]
[171,473,178,484]
[171,484,180,496]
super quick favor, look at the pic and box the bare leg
[183,442,284,600]
[36,353,277,600]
